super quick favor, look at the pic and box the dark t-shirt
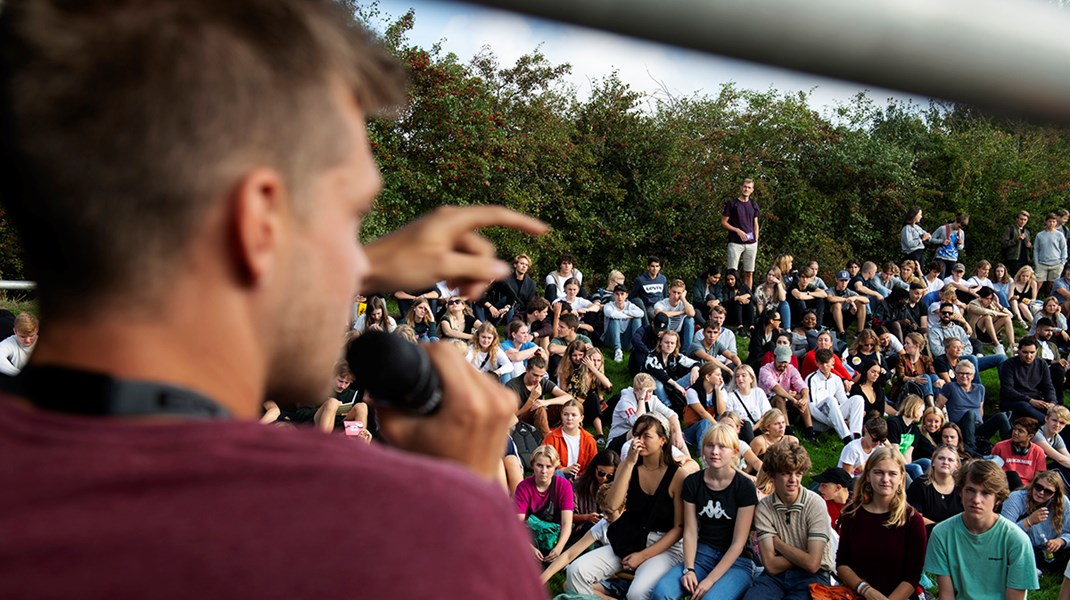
[506,376,558,409]
[907,479,963,530]
[0,398,545,599]
[905,302,927,326]
[886,415,918,447]
[723,198,760,244]
[682,470,758,559]
[848,275,867,295]
[932,354,957,379]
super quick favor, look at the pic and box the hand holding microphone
[347,330,515,480]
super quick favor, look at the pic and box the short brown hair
[955,459,1009,504]
[761,441,812,476]
[0,0,405,317]
[13,312,38,335]
[526,355,548,371]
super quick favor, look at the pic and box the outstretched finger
[432,205,549,238]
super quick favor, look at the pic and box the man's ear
[229,168,289,285]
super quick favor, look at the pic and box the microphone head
[346,330,441,415]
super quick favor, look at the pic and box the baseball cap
[652,312,670,331]
[837,270,850,281]
[613,284,628,294]
[812,467,852,488]
[774,345,792,363]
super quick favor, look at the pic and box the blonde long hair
[843,447,914,528]
[468,322,501,367]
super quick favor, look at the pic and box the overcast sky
[376,0,930,113]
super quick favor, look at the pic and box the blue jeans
[777,300,792,330]
[962,353,1007,383]
[654,373,692,407]
[906,458,930,480]
[685,419,714,448]
[957,411,1011,452]
[677,316,696,341]
[602,318,640,350]
[743,568,831,600]
[650,543,755,600]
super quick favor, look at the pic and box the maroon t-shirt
[0,398,546,599]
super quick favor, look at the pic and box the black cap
[613,284,628,294]
[652,312,670,331]
[812,467,852,488]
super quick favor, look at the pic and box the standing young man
[744,442,836,600]
[722,178,760,289]
[0,2,548,596]
[1002,210,1032,279]
[1035,212,1069,294]
[925,460,1039,599]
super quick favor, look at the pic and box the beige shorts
[1036,263,1064,282]
[727,242,757,272]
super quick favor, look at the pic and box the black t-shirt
[505,376,557,410]
[849,275,867,295]
[906,479,962,530]
[886,415,918,446]
[932,355,954,378]
[905,302,926,326]
[682,470,758,558]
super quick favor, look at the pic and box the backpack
[510,421,542,472]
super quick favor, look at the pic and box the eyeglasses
[447,299,464,305]
[595,470,615,480]
[955,371,974,377]
[940,312,954,316]
[1033,483,1057,496]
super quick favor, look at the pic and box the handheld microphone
[345,330,443,415]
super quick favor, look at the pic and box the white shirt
[806,370,849,407]
[609,387,676,441]
[562,431,581,467]
[727,387,771,425]
[837,439,874,477]
[0,335,32,376]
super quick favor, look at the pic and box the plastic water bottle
[1037,530,1056,563]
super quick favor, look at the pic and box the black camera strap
[0,364,232,420]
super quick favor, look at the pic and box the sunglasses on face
[1034,483,1057,496]
[940,312,954,316]
[595,470,614,480]
[447,299,464,305]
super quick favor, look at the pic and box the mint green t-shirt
[924,515,1039,599]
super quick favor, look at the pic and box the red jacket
[543,427,597,473]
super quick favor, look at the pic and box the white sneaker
[614,348,623,362]
[994,343,1006,355]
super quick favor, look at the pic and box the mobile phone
[344,422,365,436]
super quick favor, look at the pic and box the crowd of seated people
[266,208,1070,598]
